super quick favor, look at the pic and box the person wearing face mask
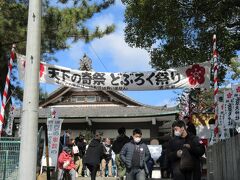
[120,128,150,180]
[167,121,205,180]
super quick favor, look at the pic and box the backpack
[179,147,194,172]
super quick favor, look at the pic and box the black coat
[112,135,130,154]
[84,139,104,166]
[158,149,169,170]
[167,134,205,180]
[186,122,196,136]
[76,140,86,158]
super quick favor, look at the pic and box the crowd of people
[56,116,206,180]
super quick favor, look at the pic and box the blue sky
[41,0,181,106]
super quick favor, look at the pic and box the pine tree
[0,0,115,101]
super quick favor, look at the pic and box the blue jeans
[126,168,145,180]
[58,169,76,180]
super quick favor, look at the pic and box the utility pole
[18,0,41,179]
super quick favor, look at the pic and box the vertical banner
[5,105,15,135]
[46,117,63,168]
[41,115,63,170]
[224,90,234,128]
[232,85,240,123]
[217,94,225,139]
[217,94,224,127]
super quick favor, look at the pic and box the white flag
[224,90,234,128]
[217,94,224,127]
[42,111,63,170]
[217,94,226,139]
[232,84,240,123]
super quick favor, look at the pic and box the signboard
[17,54,210,91]
[232,85,240,123]
[217,94,226,139]
[147,145,162,161]
[224,90,234,128]
[42,118,63,168]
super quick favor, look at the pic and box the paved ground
[76,178,118,180]
[75,178,171,180]
[37,174,171,180]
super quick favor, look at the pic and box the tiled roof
[14,106,178,119]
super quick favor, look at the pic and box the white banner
[217,94,224,127]
[17,54,210,91]
[42,117,63,168]
[232,85,240,123]
[224,90,234,128]
[217,94,226,139]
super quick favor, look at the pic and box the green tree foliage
[123,0,239,83]
[230,57,240,79]
[0,0,115,101]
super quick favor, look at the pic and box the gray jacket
[120,140,150,169]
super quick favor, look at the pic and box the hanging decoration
[0,45,15,135]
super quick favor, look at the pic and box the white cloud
[68,41,85,64]
[67,3,152,72]
[87,14,115,30]
[115,0,125,8]
[90,22,152,72]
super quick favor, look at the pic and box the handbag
[179,147,194,172]
[72,145,79,154]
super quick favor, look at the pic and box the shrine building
[13,55,178,141]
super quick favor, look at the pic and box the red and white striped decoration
[213,35,219,139]
[0,45,15,135]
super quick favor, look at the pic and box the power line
[89,42,109,72]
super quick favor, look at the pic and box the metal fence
[0,137,20,180]
[207,134,240,180]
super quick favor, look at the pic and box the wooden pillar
[150,118,159,138]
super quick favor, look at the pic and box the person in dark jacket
[183,116,196,136]
[167,121,205,180]
[74,135,86,177]
[146,156,154,178]
[84,133,104,180]
[112,127,130,179]
[158,142,171,178]
[120,128,150,180]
